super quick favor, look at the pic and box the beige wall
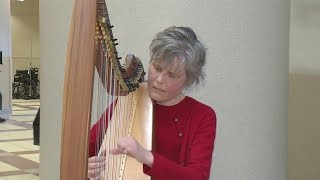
[36,0,320,179]
[10,0,40,81]
[17,0,320,179]
[0,0,40,113]
[288,0,320,179]
[0,0,12,114]
[40,0,72,179]
[41,0,289,180]
[11,16,40,79]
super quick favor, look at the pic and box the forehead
[153,57,186,73]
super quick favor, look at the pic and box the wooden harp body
[99,83,152,180]
[60,0,152,179]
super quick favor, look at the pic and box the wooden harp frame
[60,0,96,179]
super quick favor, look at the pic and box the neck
[157,93,186,106]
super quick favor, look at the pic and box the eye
[153,64,162,71]
[168,72,177,78]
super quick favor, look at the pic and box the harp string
[92,0,145,179]
[94,66,138,180]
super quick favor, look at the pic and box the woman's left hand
[110,136,154,167]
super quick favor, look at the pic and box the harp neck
[95,0,145,93]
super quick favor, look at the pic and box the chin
[149,92,164,102]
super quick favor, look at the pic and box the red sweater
[143,96,216,180]
[89,96,217,180]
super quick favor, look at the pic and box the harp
[60,0,153,179]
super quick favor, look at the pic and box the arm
[88,99,117,179]
[89,99,117,157]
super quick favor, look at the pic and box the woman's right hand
[88,156,106,179]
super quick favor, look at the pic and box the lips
[152,86,165,93]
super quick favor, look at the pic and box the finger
[88,162,105,169]
[88,168,104,178]
[88,167,104,178]
[98,149,107,156]
[88,156,106,163]
[110,147,124,155]
[102,149,107,156]
[123,148,129,155]
[117,138,129,148]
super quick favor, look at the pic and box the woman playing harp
[88,26,217,180]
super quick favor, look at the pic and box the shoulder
[185,96,216,117]
[184,97,217,126]
[184,97,217,141]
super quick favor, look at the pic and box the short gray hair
[149,26,207,88]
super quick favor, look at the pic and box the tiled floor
[0,99,39,180]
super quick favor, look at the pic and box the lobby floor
[0,99,39,180]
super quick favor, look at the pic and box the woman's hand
[110,136,154,167]
[87,156,106,179]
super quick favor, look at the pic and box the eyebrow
[169,68,184,75]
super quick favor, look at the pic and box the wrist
[141,150,154,167]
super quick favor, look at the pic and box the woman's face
[148,58,187,106]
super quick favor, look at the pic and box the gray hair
[149,26,207,88]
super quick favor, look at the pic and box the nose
[156,73,166,83]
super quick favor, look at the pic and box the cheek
[147,69,157,90]
[147,69,155,83]
[166,80,186,94]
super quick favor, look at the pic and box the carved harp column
[60,0,152,180]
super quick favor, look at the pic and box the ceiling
[9,0,320,21]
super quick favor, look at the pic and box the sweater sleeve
[143,108,217,180]
[89,99,117,157]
